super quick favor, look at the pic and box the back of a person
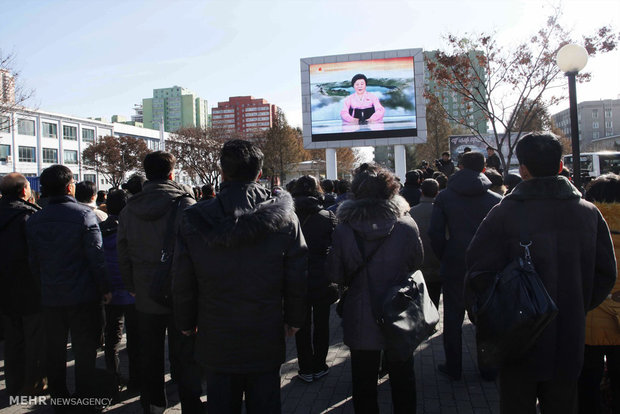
[28,198,100,306]
[411,197,440,282]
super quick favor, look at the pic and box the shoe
[437,364,461,380]
[297,372,314,383]
[313,368,329,380]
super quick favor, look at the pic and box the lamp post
[556,44,588,190]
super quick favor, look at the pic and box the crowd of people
[0,133,618,414]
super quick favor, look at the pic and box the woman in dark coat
[291,175,338,382]
[328,163,424,414]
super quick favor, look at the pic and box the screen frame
[300,48,427,150]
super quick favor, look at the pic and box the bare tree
[0,50,35,127]
[425,9,619,173]
[82,136,151,188]
[168,126,236,186]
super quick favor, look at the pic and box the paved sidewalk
[0,300,499,413]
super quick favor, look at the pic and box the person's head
[291,175,323,198]
[405,170,421,186]
[515,133,563,179]
[442,151,450,161]
[75,181,97,203]
[436,173,448,190]
[285,179,297,193]
[96,190,107,206]
[105,189,129,216]
[201,183,215,198]
[336,179,351,195]
[484,168,506,195]
[463,147,471,153]
[143,151,176,181]
[487,146,495,156]
[0,172,31,200]
[351,74,368,94]
[122,174,146,195]
[585,173,620,203]
[40,165,74,197]
[219,139,263,182]
[421,178,439,198]
[461,151,486,172]
[351,163,400,200]
[505,173,522,194]
[321,179,334,194]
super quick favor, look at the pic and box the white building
[0,107,173,191]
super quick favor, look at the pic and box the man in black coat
[437,151,456,177]
[0,173,44,397]
[400,170,421,207]
[466,133,616,413]
[429,152,502,381]
[486,146,502,173]
[173,140,308,413]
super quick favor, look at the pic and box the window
[593,131,600,139]
[82,128,95,142]
[606,121,613,129]
[42,148,58,163]
[605,109,612,118]
[84,174,96,183]
[18,119,35,136]
[592,109,599,119]
[0,144,10,161]
[63,125,77,140]
[18,146,36,162]
[0,116,9,132]
[593,122,599,129]
[64,150,78,164]
[42,122,58,138]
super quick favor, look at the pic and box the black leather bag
[378,270,440,361]
[467,204,558,367]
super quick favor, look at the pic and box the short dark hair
[321,179,334,193]
[75,181,97,203]
[487,146,495,151]
[292,175,323,198]
[351,74,368,87]
[143,151,176,180]
[462,152,485,172]
[464,147,471,153]
[585,173,620,203]
[421,178,439,198]
[122,174,146,195]
[436,173,448,190]
[0,172,28,198]
[351,163,400,200]
[220,139,263,182]
[40,165,73,197]
[505,173,523,194]
[106,189,129,215]
[336,179,351,195]
[442,151,450,157]
[484,168,504,187]
[515,133,563,177]
[201,183,214,196]
[405,170,421,186]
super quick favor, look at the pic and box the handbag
[148,193,192,309]
[377,270,439,361]
[466,202,558,367]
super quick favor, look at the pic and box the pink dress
[340,92,385,123]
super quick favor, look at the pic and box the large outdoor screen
[310,57,416,141]
[301,49,426,149]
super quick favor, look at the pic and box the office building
[552,98,620,150]
[142,86,208,132]
[1,69,15,103]
[211,96,279,135]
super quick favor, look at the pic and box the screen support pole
[394,144,406,181]
[326,148,337,180]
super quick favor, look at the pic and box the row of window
[244,106,269,112]
[592,121,613,129]
[0,117,99,142]
[591,109,614,119]
[0,145,79,164]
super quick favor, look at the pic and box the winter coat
[585,202,620,346]
[0,197,41,315]
[466,176,617,380]
[294,195,338,303]
[117,179,195,315]
[429,168,502,289]
[26,195,109,307]
[328,195,423,350]
[437,158,455,177]
[172,181,308,373]
[400,184,421,207]
[486,153,502,172]
[100,215,134,306]
[410,196,441,283]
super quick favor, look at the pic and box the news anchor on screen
[340,74,385,124]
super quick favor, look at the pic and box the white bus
[563,151,620,181]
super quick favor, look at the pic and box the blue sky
[2,0,619,128]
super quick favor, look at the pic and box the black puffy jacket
[172,181,308,373]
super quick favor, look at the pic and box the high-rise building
[552,98,620,150]
[132,104,143,123]
[1,69,15,104]
[211,96,279,135]
[142,86,208,132]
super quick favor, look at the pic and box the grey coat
[328,195,423,350]
[410,196,441,283]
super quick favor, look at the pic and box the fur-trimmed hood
[186,181,297,248]
[336,194,410,240]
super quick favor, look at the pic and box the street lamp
[556,43,588,190]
